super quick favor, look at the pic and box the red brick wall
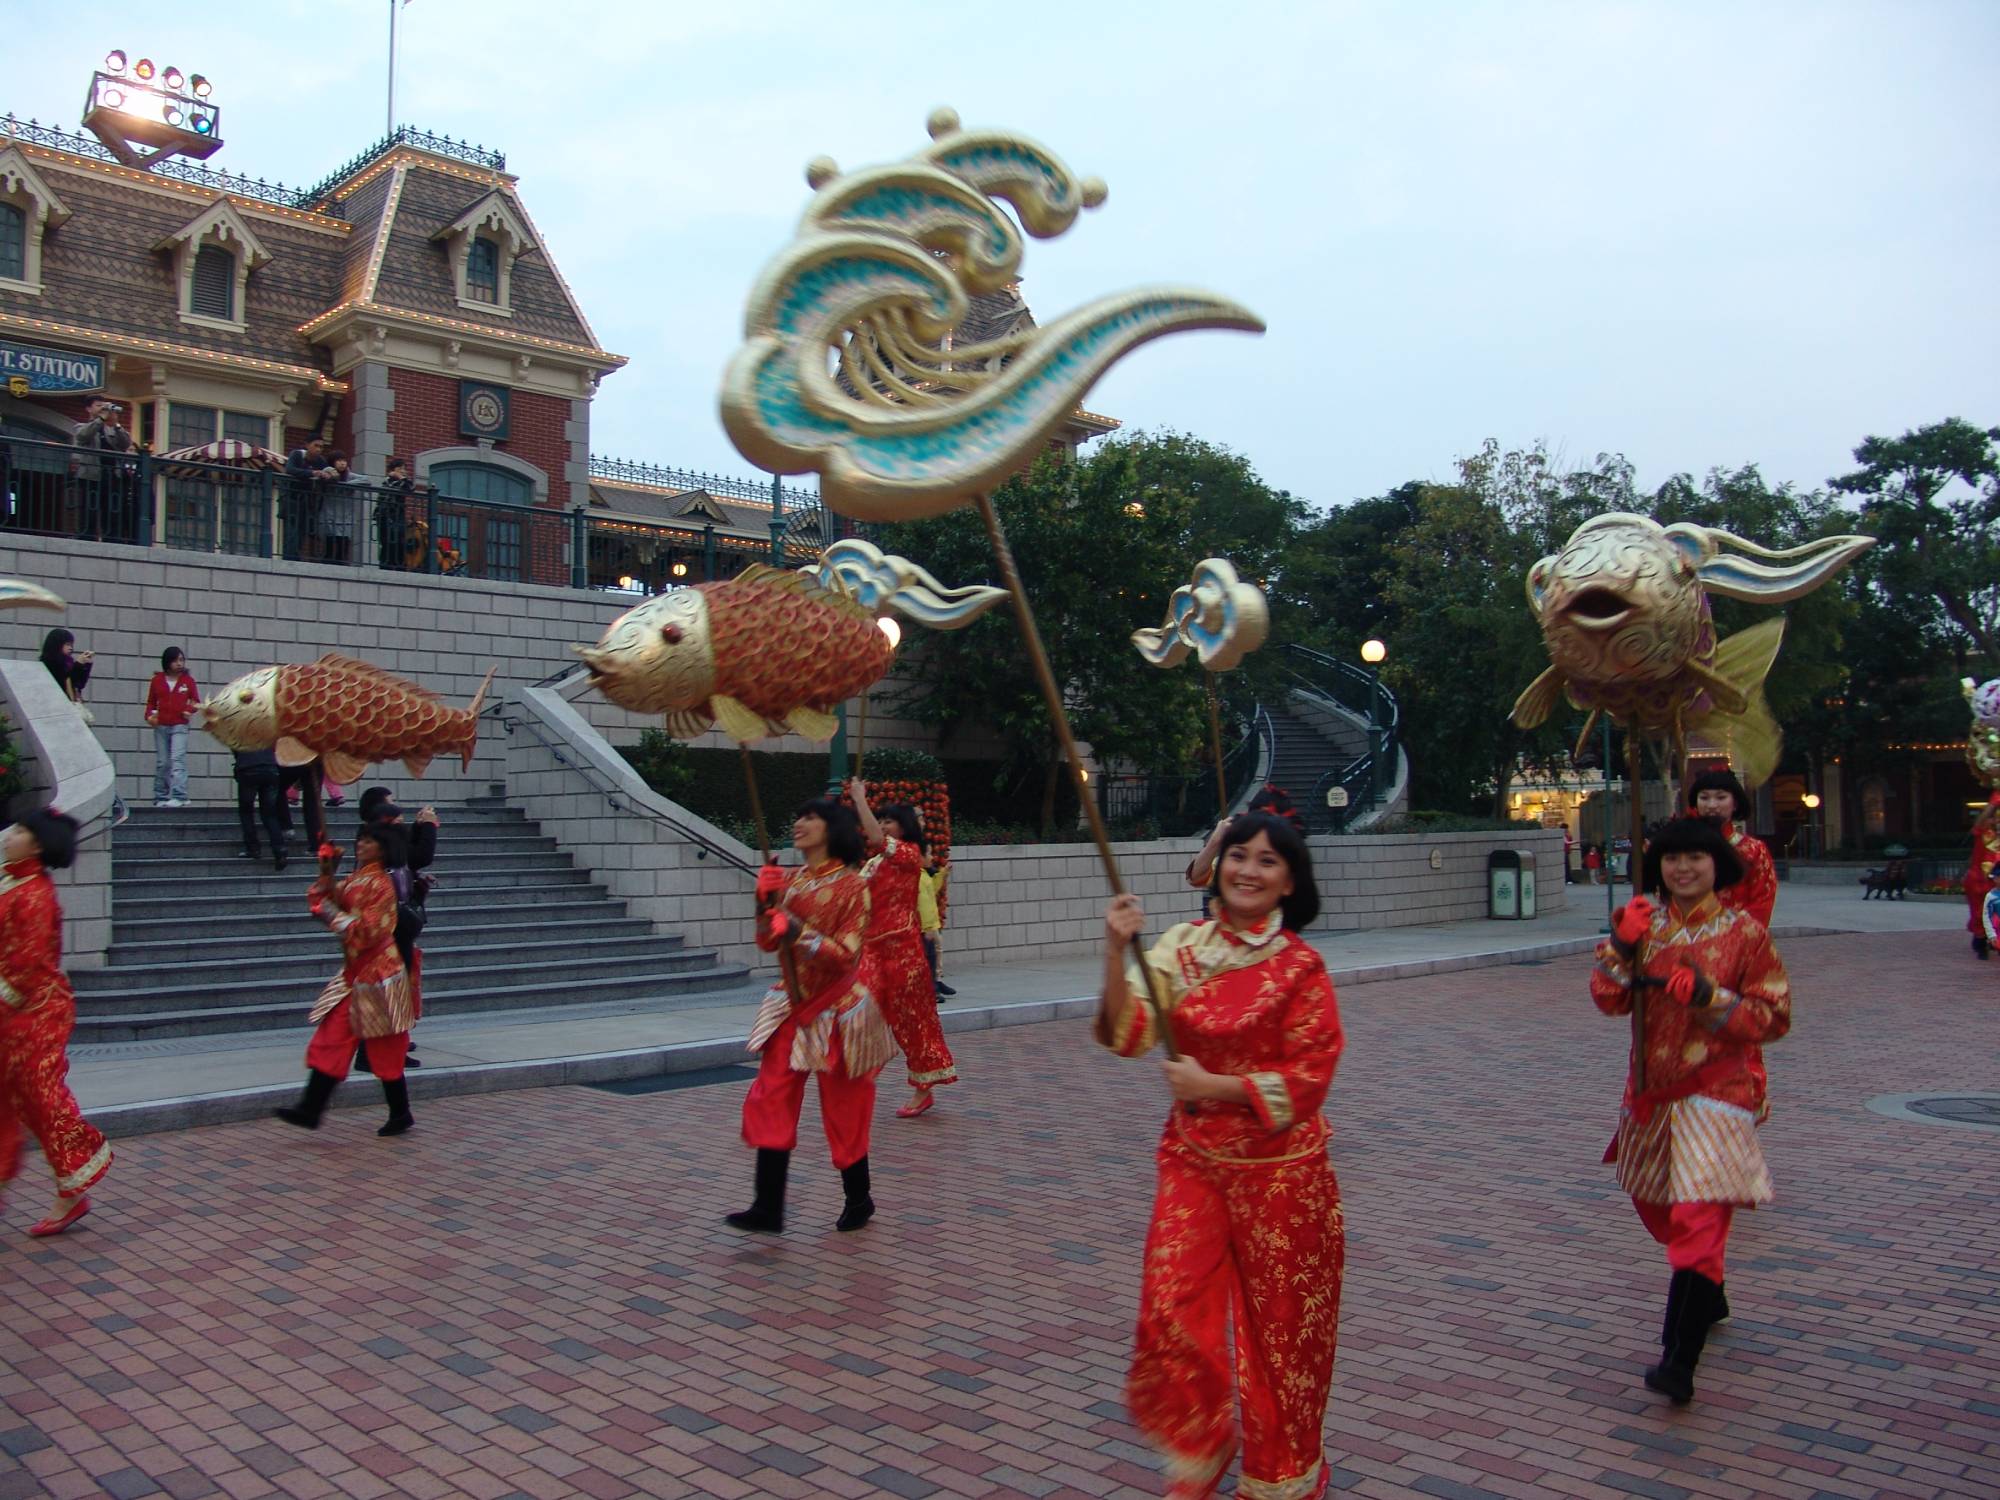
[384,367,573,509]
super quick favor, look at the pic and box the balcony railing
[0,435,814,590]
[588,455,821,511]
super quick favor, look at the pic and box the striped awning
[156,440,287,479]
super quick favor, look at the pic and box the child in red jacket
[144,647,200,807]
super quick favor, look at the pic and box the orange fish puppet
[198,654,495,784]
[577,541,1004,743]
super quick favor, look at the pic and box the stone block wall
[0,532,966,813]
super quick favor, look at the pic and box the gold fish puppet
[199,654,495,784]
[578,544,1003,743]
[1510,513,1872,787]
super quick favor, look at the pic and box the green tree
[1830,417,2000,672]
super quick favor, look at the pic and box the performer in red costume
[1967,793,2000,961]
[1685,768,1777,929]
[848,778,957,1118]
[1593,815,1792,1405]
[0,809,112,1237]
[274,824,416,1136]
[729,797,894,1234]
[1097,812,1344,1500]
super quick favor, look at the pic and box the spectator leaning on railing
[283,437,336,561]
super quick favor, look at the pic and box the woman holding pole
[1096,812,1344,1500]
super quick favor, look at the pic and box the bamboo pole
[975,493,1180,1059]
[1205,672,1228,821]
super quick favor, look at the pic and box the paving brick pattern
[1,932,1995,1499]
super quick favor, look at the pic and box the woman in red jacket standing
[144,645,200,808]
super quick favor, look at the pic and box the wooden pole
[975,492,1180,1059]
[1627,730,1647,1093]
[741,743,804,1004]
[1205,672,1228,821]
[854,692,869,784]
[304,760,330,865]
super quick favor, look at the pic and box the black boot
[378,1078,414,1136]
[274,1069,338,1130]
[354,1042,374,1076]
[1714,1283,1730,1324]
[725,1148,789,1233]
[1975,935,1990,961]
[1645,1270,1722,1405]
[836,1156,875,1232]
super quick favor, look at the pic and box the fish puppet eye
[238,689,255,703]
[660,625,683,645]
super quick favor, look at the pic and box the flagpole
[387,0,398,139]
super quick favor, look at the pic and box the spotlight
[164,105,183,127]
[192,112,214,135]
[189,74,211,98]
[163,66,184,90]
[133,57,155,80]
[102,87,125,109]
[104,50,127,73]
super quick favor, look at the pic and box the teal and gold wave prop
[721,107,1264,521]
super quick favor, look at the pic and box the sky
[6,0,1998,512]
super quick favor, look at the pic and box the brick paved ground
[2,931,1996,1500]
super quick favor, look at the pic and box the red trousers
[0,998,112,1200]
[1634,1199,1734,1281]
[305,998,409,1082]
[740,1016,876,1169]
[1129,1128,1342,1500]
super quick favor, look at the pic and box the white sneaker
[153,800,171,808]
[168,797,190,808]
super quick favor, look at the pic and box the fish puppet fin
[1684,661,1749,716]
[1694,617,1788,788]
[808,540,1008,630]
[662,708,716,740]
[1571,709,1601,762]
[1510,666,1567,730]
[709,695,769,744]
[403,751,434,779]
[784,705,840,742]
[735,562,874,624]
[458,666,495,770]
[321,749,369,786]
[275,736,318,768]
[0,580,64,612]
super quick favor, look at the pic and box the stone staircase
[1264,700,1367,806]
[74,798,754,1041]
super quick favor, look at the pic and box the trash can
[1488,849,1539,920]
[1488,849,1523,919]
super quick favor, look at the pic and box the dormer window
[190,244,235,319]
[155,198,270,333]
[0,204,23,283]
[465,236,499,304]
[0,146,71,296]
[432,189,537,317]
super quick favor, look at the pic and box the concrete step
[73,947,726,1015]
[73,932,691,994]
[115,881,609,919]
[112,824,553,850]
[70,965,760,1042]
[107,913,655,966]
[113,848,575,879]
[109,896,632,943]
[114,866,591,900]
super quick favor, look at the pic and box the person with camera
[72,399,135,540]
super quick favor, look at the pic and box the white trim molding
[414,445,549,505]
[153,198,272,334]
[0,145,72,295]
[431,187,537,316]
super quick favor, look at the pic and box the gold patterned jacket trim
[0,973,26,1011]
[1239,1458,1325,1500]
[1246,1070,1294,1131]
[56,1139,113,1198]
[1164,1440,1236,1491]
[1170,1110,1327,1167]
[1113,914,1290,1055]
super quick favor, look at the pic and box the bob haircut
[1641,815,1744,897]
[18,806,80,870]
[161,646,185,672]
[795,796,865,866]
[357,821,407,868]
[1685,768,1750,822]
[879,803,926,853]
[1214,810,1320,932]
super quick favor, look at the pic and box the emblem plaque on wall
[459,381,510,441]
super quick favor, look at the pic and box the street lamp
[1359,639,1387,802]
[1802,792,1821,860]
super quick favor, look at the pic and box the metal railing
[299,126,506,209]
[0,114,331,212]
[0,435,823,590]
[1278,643,1402,828]
[589,455,820,511]
[1097,703,1272,839]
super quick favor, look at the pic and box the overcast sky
[9,1,1997,510]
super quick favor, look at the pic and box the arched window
[429,461,533,581]
[0,203,24,282]
[191,244,235,319]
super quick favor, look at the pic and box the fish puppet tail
[1698,618,1786,788]
[461,665,497,769]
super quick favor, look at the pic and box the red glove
[317,842,339,863]
[1611,897,1654,953]
[767,910,791,943]
[1665,964,1715,1008]
[755,863,786,904]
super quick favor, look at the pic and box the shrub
[0,711,27,811]
[620,728,694,802]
